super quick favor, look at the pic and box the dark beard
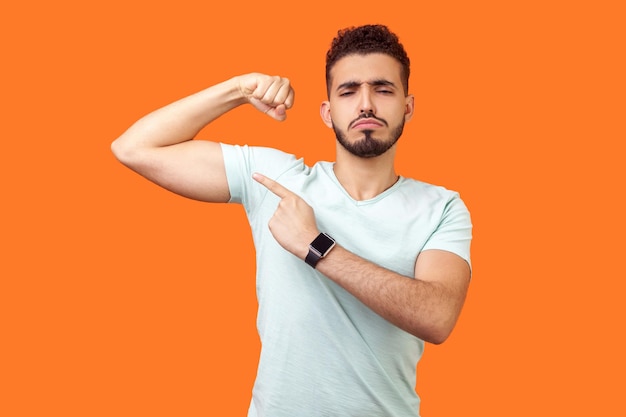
[333,120,405,158]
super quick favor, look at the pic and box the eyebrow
[336,79,396,91]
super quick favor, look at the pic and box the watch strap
[305,248,323,268]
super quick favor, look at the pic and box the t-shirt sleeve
[220,143,302,213]
[422,194,473,270]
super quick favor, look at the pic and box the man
[112,24,472,417]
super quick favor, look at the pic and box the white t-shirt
[221,144,472,417]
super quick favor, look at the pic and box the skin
[111,53,470,344]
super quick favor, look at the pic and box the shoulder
[221,143,300,164]
[398,177,463,205]
[221,143,310,177]
[395,178,471,232]
[220,144,312,206]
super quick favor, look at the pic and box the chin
[333,122,404,159]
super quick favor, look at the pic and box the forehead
[329,53,403,90]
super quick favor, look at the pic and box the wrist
[305,232,336,268]
[225,76,250,106]
[299,230,320,259]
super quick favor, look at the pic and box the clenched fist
[237,73,295,121]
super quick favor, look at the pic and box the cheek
[391,103,410,123]
[329,109,350,127]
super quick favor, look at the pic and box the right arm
[111,74,294,202]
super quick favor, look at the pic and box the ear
[320,101,333,128]
[404,94,415,122]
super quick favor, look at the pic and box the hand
[238,73,295,121]
[252,173,319,258]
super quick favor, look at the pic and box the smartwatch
[305,232,336,268]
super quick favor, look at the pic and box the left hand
[252,173,319,258]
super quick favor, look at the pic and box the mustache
[348,112,388,129]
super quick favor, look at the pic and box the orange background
[2,1,625,415]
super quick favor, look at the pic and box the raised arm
[111,74,294,202]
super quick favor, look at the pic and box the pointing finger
[252,173,292,199]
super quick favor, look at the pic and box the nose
[358,88,375,115]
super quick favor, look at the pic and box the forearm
[315,246,466,344]
[112,76,245,153]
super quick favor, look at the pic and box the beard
[333,118,405,158]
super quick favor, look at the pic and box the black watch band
[305,233,336,268]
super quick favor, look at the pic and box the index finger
[252,172,292,198]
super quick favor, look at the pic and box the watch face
[311,233,335,254]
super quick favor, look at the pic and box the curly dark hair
[325,24,410,96]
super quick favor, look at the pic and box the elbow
[414,316,459,345]
[111,137,128,162]
[425,328,452,345]
[111,136,139,168]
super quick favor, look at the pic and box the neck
[333,145,399,201]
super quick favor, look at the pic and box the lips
[351,118,384,129]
